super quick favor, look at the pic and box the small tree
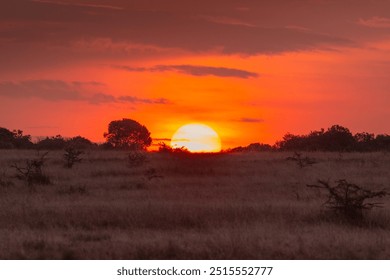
[11,152,51,189]
[64,147,83,168]
[127,151,147,167]
[66,136,95,149]
[286,152,316,168]
[307,179,389,220]
[36,135,67,150]
[104,118,152,150]
[0,127,33,149]
[0,127,15,149]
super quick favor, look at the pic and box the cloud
[89,93,117,104]
[0,80,170,105]
[199,15,256,27]
[153,138,171,141]
[115,64,259,79]
[0,80,83,101]
[117,96,170,104]
[1,1,354,56]
[236,118,264,123]
[30,0,124,11]
[358,17,390,28]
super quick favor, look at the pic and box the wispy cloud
[199,15,256,27]
[0,80,83,101]
[0,80,170,105]
[357,17,390,28]
[30,0,124,10]
[115,64,259,79]
[117,96,170,104]
[236,118,265,123]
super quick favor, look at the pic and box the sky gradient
[1,0,389,148]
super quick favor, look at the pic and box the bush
[286,152,317,168]
[11,152,51,189]
[36,135,67,150]
[127,151,147,167]
[307,179,389,221]
[64,147,83,168]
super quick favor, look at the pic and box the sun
[171,123,222,153]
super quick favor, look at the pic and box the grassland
[0,150,389,259]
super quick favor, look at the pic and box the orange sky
[1,0,389,149]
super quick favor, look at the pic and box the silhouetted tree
[103,118,152,150]
[0,127,16,149]
[276,125,361,152]
[322,125,355,151]
[66,136,96,149]
[12,129,34,149]
[0,127,33,149]
[374,134,390,151]
[229,143,273,152]
[36,135,67,150]
[354,132,375,151]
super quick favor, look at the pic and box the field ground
[0,150,389,259]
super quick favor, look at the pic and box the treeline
[231,125,390,152]
[0,127,97,150]
[1,124,390,152]
[276,125,390,152]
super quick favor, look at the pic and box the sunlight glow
[171,123,222,152]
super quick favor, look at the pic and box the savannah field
[0,149,389,260]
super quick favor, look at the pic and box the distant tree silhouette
[0,127,33,149]
[66,136,96,149]
[229,143,273,152]
[322,125,355,151]
[0,127,16,149]
[354,132,375,151]
[276,125,362,152]
[36,135,67,150]
[374,134,390,151]
[103,118,152,150]
[12,129,34,149]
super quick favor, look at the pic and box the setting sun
[171,124,222,153]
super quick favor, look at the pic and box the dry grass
[0,150,389,259]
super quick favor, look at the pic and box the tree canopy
[275,125,390,152]
[0,127,33,149]
[103,118,152,150]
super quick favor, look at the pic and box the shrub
[36,135,66,150]
[11,152,51,189]
[286,152,317,168]
[127,151,147,167]
[64,147,83,168]
[158,142,189,154]
[307,179,389,220]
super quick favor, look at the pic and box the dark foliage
[64,147,83,168]
[0,127,33,149]
[127,151,147,167]
[229,143,273,153]
[276,125,390,152]
[1,123,389,152]
[66,136,96,150]
[158,142,189,154]
[36,135,67,150]
[104,119,152,150]
[11,152,51,189]
[286,152,317,168]
[307,179,389,220]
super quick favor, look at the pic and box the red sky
[1,0,389,148]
